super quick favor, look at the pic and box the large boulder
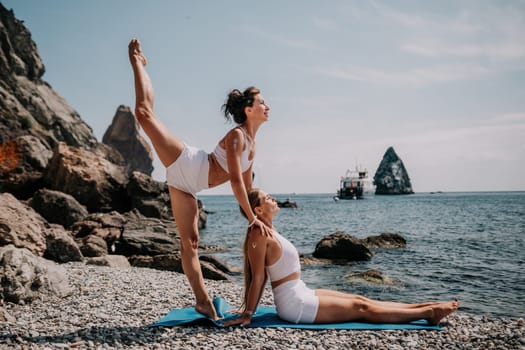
[129,253,182,271]
[102,105,154,176]
[0,192,48,256]
[29,188,88,228]
[44,142,129,213]
[200,260,232,281]
[70,211,126,256]
[312,232,407,262]
[0,135,52,199]
[126,171,172,220]
[115,211,180,256]
[199,254,239,274]
[313,232,373,261]
[373,147,414,195]
[126,172,207,228]
[0,245,72,304]
[44,224,83,263]
[362,233,406,249]
[129,253,232,281]
[85,255,131,268]
[77,235,108,257]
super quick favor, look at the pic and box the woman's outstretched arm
[224,130,272,235]
[223,230,267,327]
[225,129,253,216]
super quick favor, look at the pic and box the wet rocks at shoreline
[1,262,523,350]
[312,231,406,261]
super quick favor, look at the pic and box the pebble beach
[1,263,524,349]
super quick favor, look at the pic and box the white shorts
[272,279,319,323]
[165,143,209,198]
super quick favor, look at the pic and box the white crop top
[265,231,301,282]
[212,127,253,173]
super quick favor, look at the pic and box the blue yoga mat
[151,297,441,330]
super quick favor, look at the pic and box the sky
[3,0,525,194]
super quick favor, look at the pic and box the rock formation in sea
[313,232,373,261]
[373,146,414,195]
[0,4,226,304]
[312,231,406,262]
[102,105,154,176]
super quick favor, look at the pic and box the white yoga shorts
[272,279,319,323]
[165,143,209,198]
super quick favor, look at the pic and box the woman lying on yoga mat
[129,39,271,320]
[224,188,459,327]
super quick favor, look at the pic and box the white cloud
[373,1,525,61]
[320,63,491,86]
[402,40,525,61]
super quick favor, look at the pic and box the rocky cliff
[0,4,114,198]
[373,146,414,195]
[0,5,97,148]
[0,4,227,304]
[0,3,147,205]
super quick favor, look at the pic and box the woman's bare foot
[428,300,460,325]
[195,299,219,321]
[128,38,147,66]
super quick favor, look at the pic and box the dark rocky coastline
[0,2,228,301]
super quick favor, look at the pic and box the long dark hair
[222,86,260,124]
[240,188,265,311]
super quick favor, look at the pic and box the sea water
[198,192,525,318]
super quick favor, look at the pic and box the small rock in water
[345,269,393,285]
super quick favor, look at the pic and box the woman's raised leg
[169,186,218,320]
[128,38,184,167]
[129,39,216,319]
[314,295,459,325]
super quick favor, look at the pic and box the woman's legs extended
[315,289,440,309]
[129,39,217,319]
[128,38,184,167]
[169,187,218,320]
[314,294,459,325]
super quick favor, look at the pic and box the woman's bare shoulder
[222,127,246,152]
[247,227,270,243]
[224,127,244,140]
[216,127,242,148]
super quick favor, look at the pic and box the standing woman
[128,38,271,320]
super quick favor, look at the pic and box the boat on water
[277,197,298,208]
[334,168,375,200]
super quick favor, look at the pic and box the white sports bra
[212,127,253,173]
[265,230,301,282]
